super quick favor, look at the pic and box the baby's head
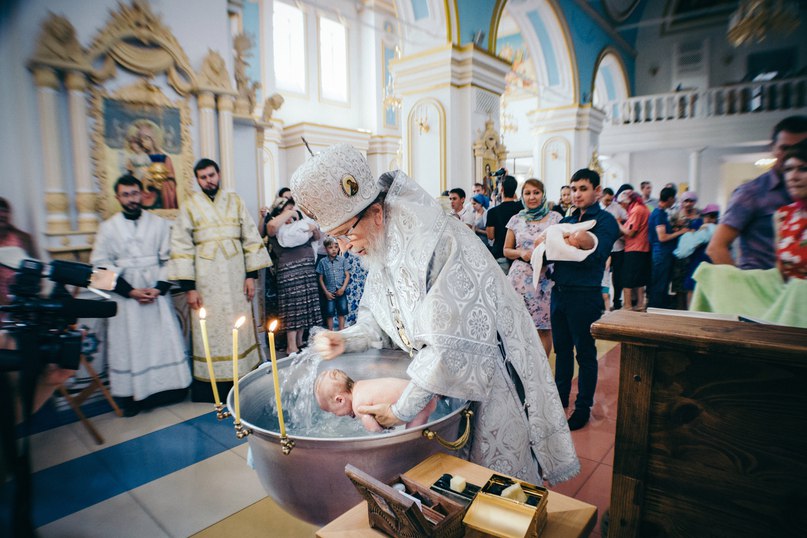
[314,368,354,416]
[566,230,595,249]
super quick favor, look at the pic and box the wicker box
[345,464,468,538]
[462,474,549,538]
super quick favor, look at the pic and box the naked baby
[314,369,437,432]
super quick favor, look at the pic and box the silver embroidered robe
[339,172,579,485]
[168,191,271,381]
[91,211,191,400]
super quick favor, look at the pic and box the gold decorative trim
[261,93,285,124]
[28,12,91,72]
[75,192,98,214]
[45,192,70,213]
[86,0,196,95]
[197,91,216,109]
[488,0,507,54]
[32,67,60,89]
[64,70,88,92]
[199,50,235,93]
[217,93,235,112]
[234,33,260,115]
[91,80,195,220]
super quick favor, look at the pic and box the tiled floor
[6,342,621,537]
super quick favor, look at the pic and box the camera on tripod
[1,258,117,372]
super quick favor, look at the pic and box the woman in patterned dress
[266,200,323,354]
[503,179,562,355]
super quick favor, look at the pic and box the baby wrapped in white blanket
[531,220,598,289]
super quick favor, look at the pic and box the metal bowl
[227,348,469,525]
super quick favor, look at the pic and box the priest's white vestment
[168,191,271,381]
[339,172,579,485]
[91,211,191,400]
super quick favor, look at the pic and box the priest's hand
[356,403,403,429]
[244,277,256,301]
[313,331,345,360]
[187,290,202,310]
[130,288,155,304]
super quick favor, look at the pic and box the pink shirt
[624,204,650,252]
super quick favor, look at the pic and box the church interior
[2,0,806,536]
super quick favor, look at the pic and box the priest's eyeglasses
[333,206,369,246]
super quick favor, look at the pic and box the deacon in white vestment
[91,175,191,415]
[292,145,579,485]
[168,158,272,402]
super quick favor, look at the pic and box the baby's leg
[406,397,438,429]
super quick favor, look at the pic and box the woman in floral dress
[503,179,562,355]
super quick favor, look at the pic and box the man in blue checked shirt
[316,237,351,330]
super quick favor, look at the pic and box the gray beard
[358,226,387,274]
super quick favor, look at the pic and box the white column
[65,71,97,232]
[197,91,217,160]
[217,94,235,190]
[688,148,704,193]
[34,67,70,233]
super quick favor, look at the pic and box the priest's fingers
[356,403,400,428]
[313,331,344,360]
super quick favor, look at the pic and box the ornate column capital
[33,67,60,89]
[64,70,88,92]
[197,91,216,109]
[217,94,235,113]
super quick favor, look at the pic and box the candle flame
[234,316,246,329]
[268,319,278,332]
[199,307,206,319]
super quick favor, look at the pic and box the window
[273,2,306,94]
[319,16,348,103]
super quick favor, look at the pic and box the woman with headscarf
[503,179,562,355]
[471,193,490,247]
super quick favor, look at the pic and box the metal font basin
[227,349,469,526]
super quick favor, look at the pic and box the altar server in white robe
[168,158,272,402]
[293,145,579,485]
[91,175,191,416]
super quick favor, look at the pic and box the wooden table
[317,453,597,538]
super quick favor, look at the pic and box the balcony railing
[604,76,807,126]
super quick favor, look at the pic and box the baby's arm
[359,413,384,432]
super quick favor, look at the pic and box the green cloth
[691,263,807,328]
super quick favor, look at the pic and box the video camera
[492,167,507,177]
[1,257,117,372]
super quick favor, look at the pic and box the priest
[292,145,579,485]
[168,159,271,402]
[91,175,191,416]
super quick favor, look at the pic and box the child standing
[316,237,350,330]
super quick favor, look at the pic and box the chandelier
[727,0,800,47]
[383,75,402,110]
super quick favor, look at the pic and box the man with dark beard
[292,144,579,486]
[91,175,191,415]
[168,159,271,402]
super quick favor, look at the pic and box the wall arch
[592,46,630,110]
[407,97,446,196]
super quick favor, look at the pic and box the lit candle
[267,319,287,437]
[198,308,222,407]
[232,315,246,424]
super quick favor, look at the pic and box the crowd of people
[2,115,804,488]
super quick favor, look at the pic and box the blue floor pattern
[2,411,246,529]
